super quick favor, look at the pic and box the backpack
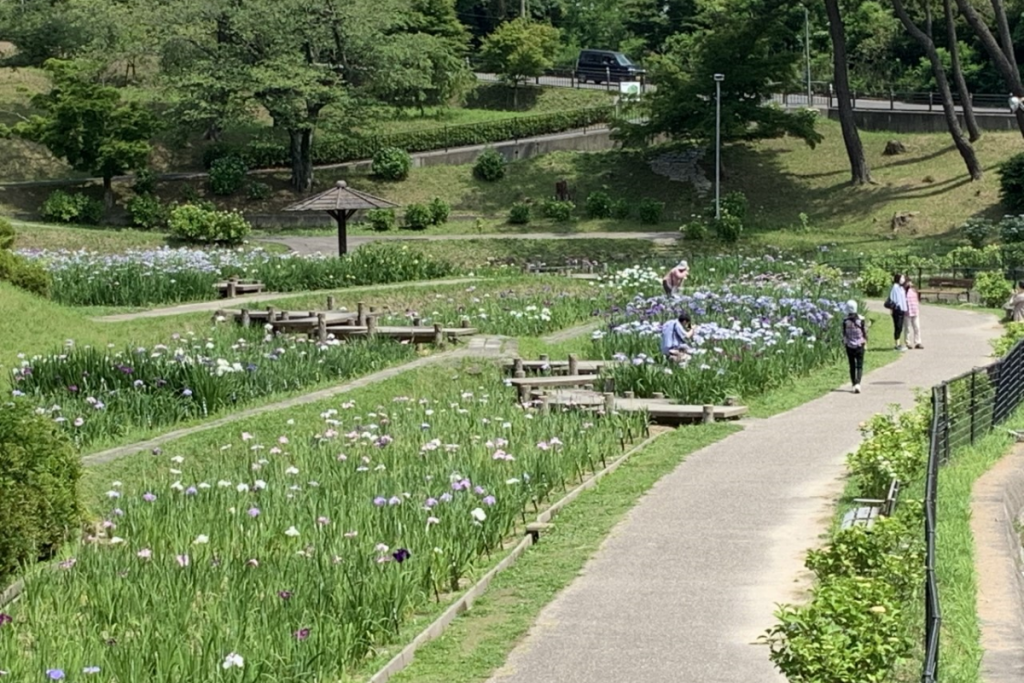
[843,316,867,347]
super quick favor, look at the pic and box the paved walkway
[259,232,681,256]
[487,303,1001,683]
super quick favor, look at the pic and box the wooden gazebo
[283,181,399,256]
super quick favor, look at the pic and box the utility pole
[805,6,812,104]
[521,0,527,18]
[714,73,724,220]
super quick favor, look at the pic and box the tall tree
[824,0,871,184]
[891,0,981,179]
[954,0,1024,138]
[943,0,980,141]
[480,17,560,108]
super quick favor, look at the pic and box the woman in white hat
[662,260,689,298]
[841,299,868,393]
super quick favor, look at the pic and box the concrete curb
[368,430,665,683]
[970,441,1024,683]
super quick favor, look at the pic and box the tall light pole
[804,6,812,104]
[714,73,724,221]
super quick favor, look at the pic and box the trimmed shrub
[0,216,15,250]
[542,199,574,222]
[428,197,450,226]
[245,181,272,201]
[202,142,243,170]
[714,212,743,243]
[998,152,1024,213]
[474,148,506,182]
[404,203,433,230]
[857,265,892,297]
[720,191,748,220]
[168,204,251,245]
[40,190,103,225]
[509,202,531,225]
[975,270,1013,308]
[365,209,396,232]
[610,198,631,220]
[208,155,249,196]
[585,191,613,219]
[372,147,412,181]
[126,194,169,230]
[960,217,992,249]
[637,198,663,225]
[681,218,708,240]
[999,214,1024,244]
[0,399,81,584]
[0,249,50,297]
[132,168,158,195]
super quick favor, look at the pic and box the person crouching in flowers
[660,311,695,363]
[662,260,689,298]
[842,300,868,394]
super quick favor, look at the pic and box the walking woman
[842,300,868,393]
[886,273,909,351]
[903,278,922,349]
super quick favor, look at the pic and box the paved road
[259,231,682,256]
[486,303,1000,683]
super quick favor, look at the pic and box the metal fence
[923,338,1024,681]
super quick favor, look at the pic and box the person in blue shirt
[660,311,695,361]
[886,273,909,351]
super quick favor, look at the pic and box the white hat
[678,260,689,270]
[845,300,858,315]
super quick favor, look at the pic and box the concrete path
[487,303,1001,683]
[259,232,681,256]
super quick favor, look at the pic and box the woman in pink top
[903,278,922,349]
[662,260,689,297]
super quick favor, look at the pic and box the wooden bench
[840,478,900,531]
[926,276,973,289]
[215,278,265,298]
[919,276,975,304]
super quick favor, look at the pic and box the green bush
[681,218,708,240]
[245,181,272,201]
[960,217,992,249]
[372,147,413,181]
[365,208,396,232]
[610,198,631,220]
[132,168,158,195]
[0,216,15,250]
[208,155,249,196]
[846,406,928,498]
[975,270,1013,308]
[474,148,506,182]
[126,194,169,230]
[857,265,891,297]
[0,249,51,297]
[713,213,742,242]
[998,152,1024,213]
[1000,214,1024,244]
[0,399,81,584]
[404,203,433,230]
[509,202,531,224]
[542,199,574,222]
[993,321,1024,356]
[944,245,1003,276]
[168,204,251,245]
[428,197,450,226]
[40,190,103,225]
[585,191,612,219]
[637,198,663,224]
[201,142,243,170]
[720,191,748,220]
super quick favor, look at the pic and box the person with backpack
[884,273,909,351]
[842,300,868,393]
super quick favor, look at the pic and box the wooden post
[603,377,615,393]
[518,383,532,404]
[326,296,335,310]
[412,316,421,327]
[267,306,276,321]
[433,323,443,346]
[603,392,615,414]
[460,317,470,328]
[652,392,665,399]
[568,354,579,376]
[281,311,290,321]
[702,404,715,424]
[227,277,238,299]
[624,390,635,399]
[367,315,378,337]
[357,302,366,326]
[369,306,377,315]
[539,354,549,362]
[513,358,524,376]
[308,311,316,319]
[240,309,251,328]
[317,313,327,343]
[541,395,551,415]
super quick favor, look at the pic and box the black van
[575,49,644,84]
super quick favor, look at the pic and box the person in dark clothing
[842,300,868,393]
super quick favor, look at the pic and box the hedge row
[235,106,614,169]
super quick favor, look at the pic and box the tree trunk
[289,128,314,192]
[824,0,872,184]
[892,0,982,180]
[102,175,114,211]
[944,0,980,141]
[954,0,1024,138]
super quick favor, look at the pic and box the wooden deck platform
[502,359,615,375]
[528,388,748,423]
[325,325,478,343]
[215,279,265,298]
[509,375,600,388]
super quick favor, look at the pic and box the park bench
[918,276,974,304]
[215,278,265,298]
[840,478,900,531]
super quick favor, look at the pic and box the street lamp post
[714,73,724,221]
[804,6,812,104]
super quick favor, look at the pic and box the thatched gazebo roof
[283,181,400,255]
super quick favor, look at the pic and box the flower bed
[11,326,416,448]
[591,285,847,403]
[0,370,645,680]
[17,243,456,307]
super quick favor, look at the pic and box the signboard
[619,81,642,97]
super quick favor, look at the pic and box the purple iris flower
[392,548,411,563]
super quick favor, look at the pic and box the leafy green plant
[610,198,631,220]
[245,181,272,201]
[372,147,413,181]
[208,155,249,196]
[637,198,663,225]
[846,405,928,498]
[0,399,81,585]
[0,216,15,250]
[585,191,613,219]
[944,245,1003,276]
[993,321,1024,356]
[720,191,748,220]
[999,214,1024,244]
[974,270,1013,308]
[0,249,50,297]
[509,202,531,225]
[960,217,993,249]
[40,190,103,225]
[998,152,1024,213]
[681,218,708,240]
[474,148,507,182]
[542,199,574,222]
[202,142,243,170]
[404,203,433,230]
[126,194,169,230]
[168,204,251,245]
[365,208,396,232]
[132,167,158,195]
[857,265,891,297]
[428,197,450,226]
[714,213,742,242]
